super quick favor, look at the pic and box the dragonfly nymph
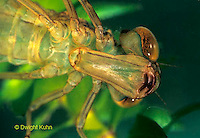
[0,0,161,137]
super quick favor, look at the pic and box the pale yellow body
[0,0,161,137]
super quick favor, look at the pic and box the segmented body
[0,0,99,76]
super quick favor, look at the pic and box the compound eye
[115,97,142,108]
[134,27,159,62]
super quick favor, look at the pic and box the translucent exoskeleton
[0,0,161,137]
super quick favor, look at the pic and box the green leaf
[31,100,74,138]
[93,86,116,123]
[0,65,34,103]
[142,106,185,133]
[129,115,167,138]
[32,74,67,101]
[164,102,200,132]
[76,2,142,22]
[142,107,172,128]
[0,62,9,72]
[32,0,71,12]
[0,65,35,114]
[67,76,93,116]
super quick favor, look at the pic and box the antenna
[155,91,167,106]
[159,62,181,68]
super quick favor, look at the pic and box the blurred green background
[0,0,200,138]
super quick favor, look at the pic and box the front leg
[25,71,82,137]
[0,62,61,79]
[78,0,115,53]
[76,79,101,138]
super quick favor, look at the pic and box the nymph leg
[25,71,83,137]
[76,79,101,138]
